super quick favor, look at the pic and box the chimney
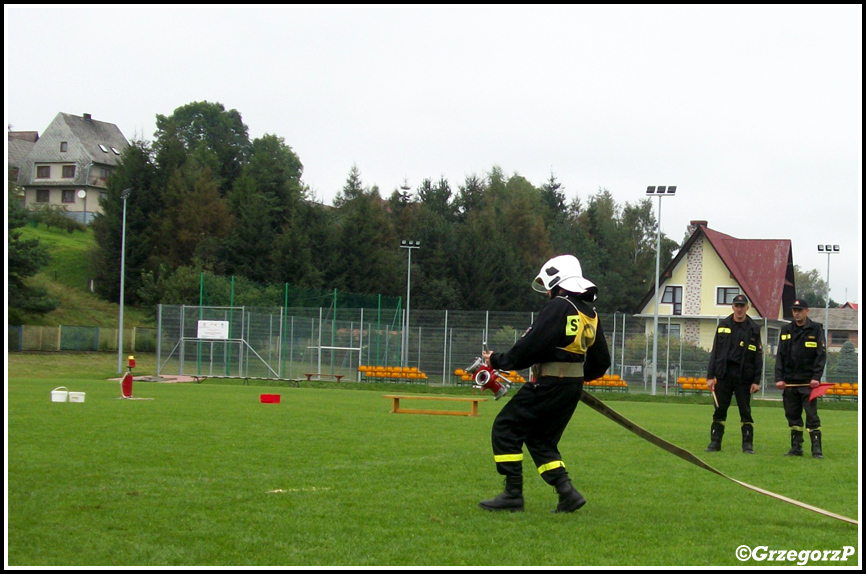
[688,220,708,235]
[83,113,92,121]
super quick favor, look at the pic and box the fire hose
[465,351,854,525]
[578,391,857,525]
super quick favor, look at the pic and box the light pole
[117,187,133,373]
[646,185,677,395]
[817,244,839,379]
[400,239,420,368]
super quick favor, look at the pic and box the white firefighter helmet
[532,255,596,295]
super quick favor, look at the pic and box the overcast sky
[5,5,862,304]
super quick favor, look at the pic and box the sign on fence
[197,320,230,340]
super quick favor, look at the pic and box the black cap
[732,294,749,306]
[791,298,809,309]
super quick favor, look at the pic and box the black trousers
[491,379,583,485]
[783,385,821,429]
[712,374,754,424]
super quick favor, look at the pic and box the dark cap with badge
[732,294,749,306]
[791,298,809,309]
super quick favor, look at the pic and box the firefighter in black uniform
[775,298,827,458]
[479,255,611,513]
[704,294,763,453]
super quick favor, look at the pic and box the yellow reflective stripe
[538,460,565,474]
[805,342,817,348]
[781,334,791,340]
[748,345,757,351]
[494,454,523,463]
[718,327,732,334]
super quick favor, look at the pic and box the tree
[834,341,857,382]
[333,164,365,207]
[153,101,251,194]
[455,173,485,218]
[793,265,840,308]
[540,171,567,226]
[91,140,159,306]
[158,165,235,269]
[7,190,58,320]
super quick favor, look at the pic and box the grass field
[6,353,860,566]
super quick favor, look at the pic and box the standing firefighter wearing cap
[704,294,763,453]
[479,255,611,513]
[775,298,827,458]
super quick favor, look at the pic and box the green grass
[6,353,860,566]
[14,225,154,327]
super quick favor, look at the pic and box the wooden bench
[384,395,488,417]
[305,373,344,383]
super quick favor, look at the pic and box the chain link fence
[10,305,856,397]
[152,305,776,393]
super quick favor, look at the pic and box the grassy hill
[12,223,155,328]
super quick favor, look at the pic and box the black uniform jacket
[489,294,611,382]
[706,314,763,384]
[774,317,826,382]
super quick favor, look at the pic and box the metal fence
[8,325,158,353]
[153,304,771,392]
[10,305,856,394]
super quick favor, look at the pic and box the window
[110,147,120,155]
[717,287,741,305]
[60,141,68,152]
[62,165,76,178]
[62,190,75,203]
[36,189,50,203]
[830,331,849,346]
[658,323,681,339]
[36,165,50,179]
[98,144,109,153]
[661,286,683,315]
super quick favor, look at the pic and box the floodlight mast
[817,244,840,380]
[646,185,676,396]
[400,239,420,368]
[117,188,133,373]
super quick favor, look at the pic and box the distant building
[819,307,859,352]
[8,131,39,207]
[635,220,796,356]
[16,113,129,225]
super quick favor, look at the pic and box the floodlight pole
[647,185,676,396]
[817,244,840,380]
[400,239,420,368]
[117,187,133,373]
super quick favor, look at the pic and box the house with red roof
[636,220,797,355]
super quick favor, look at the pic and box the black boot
[785,429,804,456]
[552,480,586,513]
[705,422,724,452]
[741,424,754,454]
[809,429,823,459]
[479,475,524,512]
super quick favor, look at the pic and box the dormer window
[99,144,109,153]
[60,141,68,152]
[110,147,120,155]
